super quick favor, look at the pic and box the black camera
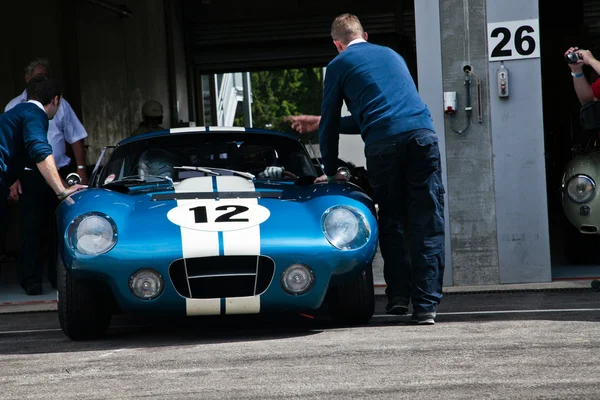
[566,51,582,64]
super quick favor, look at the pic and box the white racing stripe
[226,296,261,314]
[217,177,261,257]
[217,177,262,314]
[173,176,262,315]
[175,178,221,315]
[175,178,220,259]
[186,299,221,316]
[170,127,206,134]
[208,127,246,132]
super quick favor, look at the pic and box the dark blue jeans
[365,129,445,314]
[17,169,60,287]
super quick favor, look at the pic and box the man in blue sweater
[288,14,445,324]
[0,75,86,295]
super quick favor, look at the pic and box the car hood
[563,150,600,183]
[57,176,376,238]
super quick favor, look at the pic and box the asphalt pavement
[1,290,600,399]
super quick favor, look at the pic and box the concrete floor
[0,290,599,399]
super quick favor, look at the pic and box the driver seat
[137,148,180,180]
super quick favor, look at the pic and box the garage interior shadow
[540,0,600,279]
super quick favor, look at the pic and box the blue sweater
[0,102,53,188]
[319,42,435,176]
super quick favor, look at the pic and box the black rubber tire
[57,259,112,340]
[328,266,375,325]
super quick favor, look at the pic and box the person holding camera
[565,47,600,105]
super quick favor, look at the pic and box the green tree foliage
[235,68,323,143]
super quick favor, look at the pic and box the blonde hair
[331,13,364,45]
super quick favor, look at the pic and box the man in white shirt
[4,58,89,293]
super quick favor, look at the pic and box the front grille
[169,256,275,299]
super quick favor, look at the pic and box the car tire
[58,258,112,340]
[328,266,375,325]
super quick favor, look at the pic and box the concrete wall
[416,0,551,285]
[76,0,172,164]
[0,0,71,112]
[438,0,500,285]
[414,0,453,287]
[0,0,190,165]
[486,1,551,283]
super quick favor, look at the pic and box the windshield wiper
[175,166,255,180]
[108,174,173,185]
[174,166,219,176]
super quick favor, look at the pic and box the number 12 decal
[488,19,540,61]
[191,205,249,223]
[167,201,271,232]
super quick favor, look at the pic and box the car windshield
[96,132,316,187]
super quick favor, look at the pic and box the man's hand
[284,115,321,134]
[8,180,22,202]
[57,184,87,204]
[565,47,585,72]
[578,49,599,67]
[314,171,350,184]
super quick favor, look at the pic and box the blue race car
[56,127,378,340]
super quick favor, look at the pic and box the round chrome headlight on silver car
[321,206,370,250]
[68,212,118,256]
[566,175,595,204]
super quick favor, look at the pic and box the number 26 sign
[488,19,540,61]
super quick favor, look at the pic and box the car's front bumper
[63,242,377,316]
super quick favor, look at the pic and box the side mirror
[66,172,81,187]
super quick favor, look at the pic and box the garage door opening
[539,0,600,279]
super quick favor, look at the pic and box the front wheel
[328,266,375,325]
[57,258,112,340]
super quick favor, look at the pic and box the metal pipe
[242,72,253,127]
[83,0,132,17]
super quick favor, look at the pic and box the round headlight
[567,175,595,203]
[68,212,118,255]
[321,206,370,250]
[281,264,314,295]
[130,269,164,300]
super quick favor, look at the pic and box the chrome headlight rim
[281,264,315,296]
[67,212,118,256]
[566,174,596,204]
[321,205,371,251]
[129,269,164,300]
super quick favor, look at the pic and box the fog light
[281,264,314,295]
[130,269,164,300]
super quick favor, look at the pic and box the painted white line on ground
[1,308,598,335]
[0,325,144,336]
[374,308,600,318]
[0,328,63,335]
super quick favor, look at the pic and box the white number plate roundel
[167,201,270,232]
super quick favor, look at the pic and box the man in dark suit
[0,75,85,294]
[287,13,445,324]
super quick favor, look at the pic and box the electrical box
[443,91,457,114]
[497,65,509,98]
